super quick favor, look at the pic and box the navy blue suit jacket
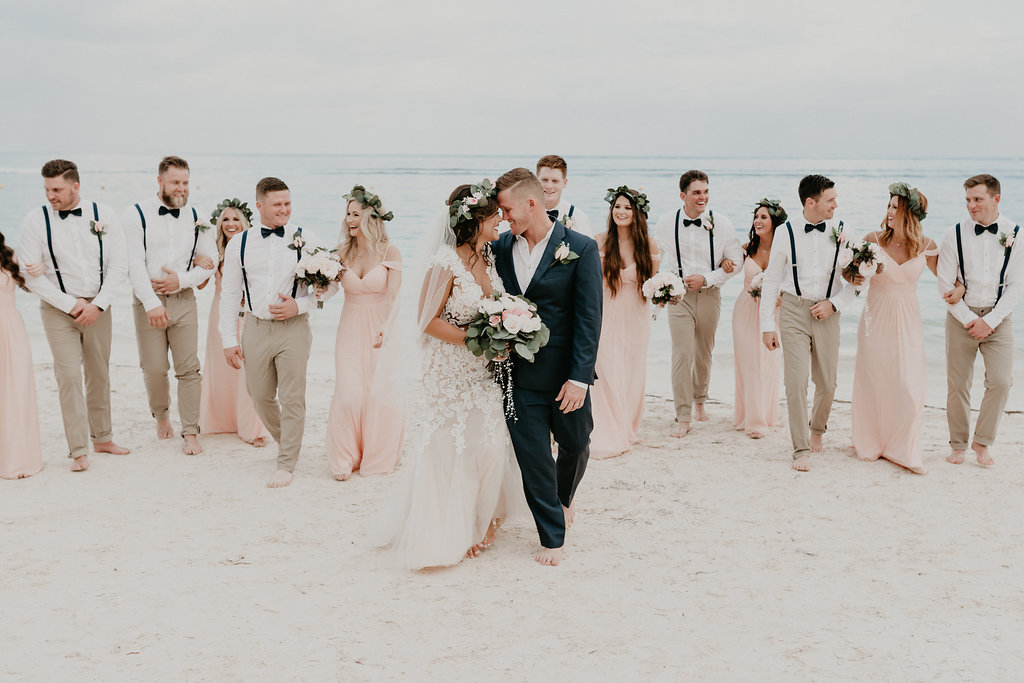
[491,221,603,393]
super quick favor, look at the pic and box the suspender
[567,204,574,218]
[42,206,67,293]
[673,210,684,278]
[825,220,842,299]
[674,209,717,279]
[707,209,715,272]
[93,203,104,287]
[239,227,302,312]
[135,203,147,251]
[785,220,841,299]
[955,223,967,292]
[186,207,199,272]
[997,225,1019,303]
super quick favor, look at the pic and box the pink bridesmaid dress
[590,262,651,459]
[851,245,937,474]
[0,269,43,479]
[325,257,404,477]
[731,256,780,437]
[198,271,270,444]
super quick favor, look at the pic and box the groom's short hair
[798,174,834,205]
[964,174,1000,196]
[496,167,544,201]
[256,176,289,199]
[536,155,567,178]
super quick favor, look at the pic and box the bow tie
[261,226,285,239]
[58,208,83,220]
[683,218,702,227]
[546,209,559,222]
[975,223,998,236]
[805,222,826,233]
[158,206,181,218]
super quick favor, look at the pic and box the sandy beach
[3,306,1023,681]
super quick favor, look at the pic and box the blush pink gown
[0,269,43,479]
[590,263,651,459]
[731,257,780,436]
[325,259,404,477]
[198,271,270,444]
[851,246,937,474]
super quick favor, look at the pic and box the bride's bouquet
[294,246,344,308]
[838,240,884,288]
[641,272,685,306]
[748,272,764,299]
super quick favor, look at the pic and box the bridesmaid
[196,200,270,446]
[851,183,939,474]
[0,230,43,479]
[732,199,786,438]
[325,185,403,480]
[589,186,658,459]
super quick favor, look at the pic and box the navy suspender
[707,209,715,272]
[785,221,800,296]
[93,203,104,287]
[42,206,66,293]
[239,227,302,312]
[187,207,199,272]
[825,220,842,299]
[997,225,1019,303]
[674,210,717,279]
[291,228,302,298]
[673,210,684,278]
[135,203,147,251]
[786,220,841,300]
[567,204,575,218]
[955,223,967,293]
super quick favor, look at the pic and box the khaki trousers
[39,300,114,458]
[779,292,840,458]
[667,287,721,423]
[241,313,312,472]
[132,290,201,435]
[945,308,1013,449]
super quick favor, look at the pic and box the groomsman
[219,177,323,487]
[760,174,855,471]
[654,170,742,437]
[17,159,131,471]
[536,155,593,237]
[937,174,1022,467]
[122,156,216,454]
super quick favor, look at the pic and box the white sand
[3,342,1023,681]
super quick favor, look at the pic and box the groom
[493,168,602,566]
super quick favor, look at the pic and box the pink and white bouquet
[465,293,550,363]
[641,272,685,306]
[748,272,764,299]
[838,240,884,285]
[294,246,344,308]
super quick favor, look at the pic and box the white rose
[481,299,504,316]
[522,316,542,333]
[554,244,570,261]
[858,260,876,278]
[503,314,524,335]
[838,246,855,269]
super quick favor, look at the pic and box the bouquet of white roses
[641,272,685,306]
[838,240,884,285]
[294,246,344,308]
[465,293,550,363]
[748,272,764,299]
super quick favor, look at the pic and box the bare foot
[670,420,690,438]
[972,442,994,467]
[946,449,965,465]
[156,418,174,440]
[267,470,293,488]
[70,454,90,472]
[748,431,765,439]
[333,472,351,481]
[479,519,498,549]
[94,441,130,455]
[183,434,203,455]
[536,546,563,566]
[466,544,482,558]
[251,437,267,448]
[695,404,708,421]
[810,433,823,452]
[563,501,576,530]
[792,454,811,472]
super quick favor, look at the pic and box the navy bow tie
[805,222,826,233]
[975,222,998,236]
[683,218,702,227]
[58,208,83,220]
[159,206,181,218]
[261,226,285,239]
[546,209,559,222]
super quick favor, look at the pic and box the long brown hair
[603,191,654,298]
[878,191,928,259]
[447,184,499,270]
[0,231,27,290]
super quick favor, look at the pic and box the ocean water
[2,153,1022,411]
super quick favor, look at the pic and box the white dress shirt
[219,224,324,348]
[759,213,856,333]
[653,208,743,288]
[122,197,218,311]
[513,223,556,293]
[936,213,1022,328]
[17,199,128,313]
[551,198,593,237]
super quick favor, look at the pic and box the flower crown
[754,198,788,224]
[448,178,497,229]
[888,182,927,220]
[604,185,651,217]
[211,198,254,226]
[344,185,394,222]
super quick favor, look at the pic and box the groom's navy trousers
[493,221,603,549]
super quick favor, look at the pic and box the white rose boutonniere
[1000,232,1016,249]
[563,214,576,231]
[89,220,106,238]
[552,241,579,265]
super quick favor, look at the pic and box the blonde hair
[878,191,928,259]
[338,198,390,264]
[216,206,251,273]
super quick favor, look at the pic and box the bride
[376,180,525,569]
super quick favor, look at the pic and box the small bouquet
[838,240,884,287]
[641,272,685,306]
[465,293,550,419]
[294,247,344,308]
[748,272,764,299]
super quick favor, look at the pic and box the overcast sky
[2,0,1021,159]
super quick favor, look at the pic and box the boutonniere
[563,214,576,231]
[1000,232,1015,249]
[552,241,579,265]
[195,218,212,233]
[89,220,106,238]
[704,212,715,232]
[830,225,845,245]
[288,229,305,252]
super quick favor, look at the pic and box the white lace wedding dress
[376,246,526,569]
